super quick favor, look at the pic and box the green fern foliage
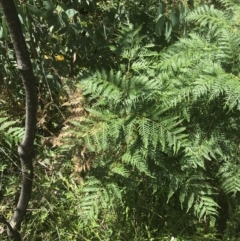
[55,0,240,236]
[0,113,24,148]
[76,177,122,224]
[187,5,230,33]
[218,161,240,195]
[194,195,219,226]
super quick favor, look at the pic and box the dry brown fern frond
[61,88,85,114]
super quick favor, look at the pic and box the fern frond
[193,68,240,110]
[187,5,231,34]
[0,114,24,147]
[80,69,123,104]
[110,163,130,177]
[167,171,219,226]
[218,161,240,195]
[122,151,149,174]
[194,195,219,226]
[80,70,162,119]
[216,30,240,71]
[217,0,238,9]
[184,134,217,169]
[160,34,217,74]
[138,116,188,154]
[77,176,122,224]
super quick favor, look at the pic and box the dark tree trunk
[0,0,37,240]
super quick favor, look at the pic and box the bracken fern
[56,1,240,237]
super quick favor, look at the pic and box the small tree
[0,0,37,240]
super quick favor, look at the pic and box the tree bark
[0,0,37,240]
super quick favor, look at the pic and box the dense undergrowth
[1,0,240,240]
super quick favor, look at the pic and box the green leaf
[26,4,43,18]
[155,16,165,36]
[0,28,3,39]
[165,20,172,39]
[65,9,78,19]
[187,193,194,212]
[18,14,24,25]
[43,1,55,10]
[2,16,9,40]
[169,12,178,27]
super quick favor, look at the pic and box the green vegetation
[1,0,240,240]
